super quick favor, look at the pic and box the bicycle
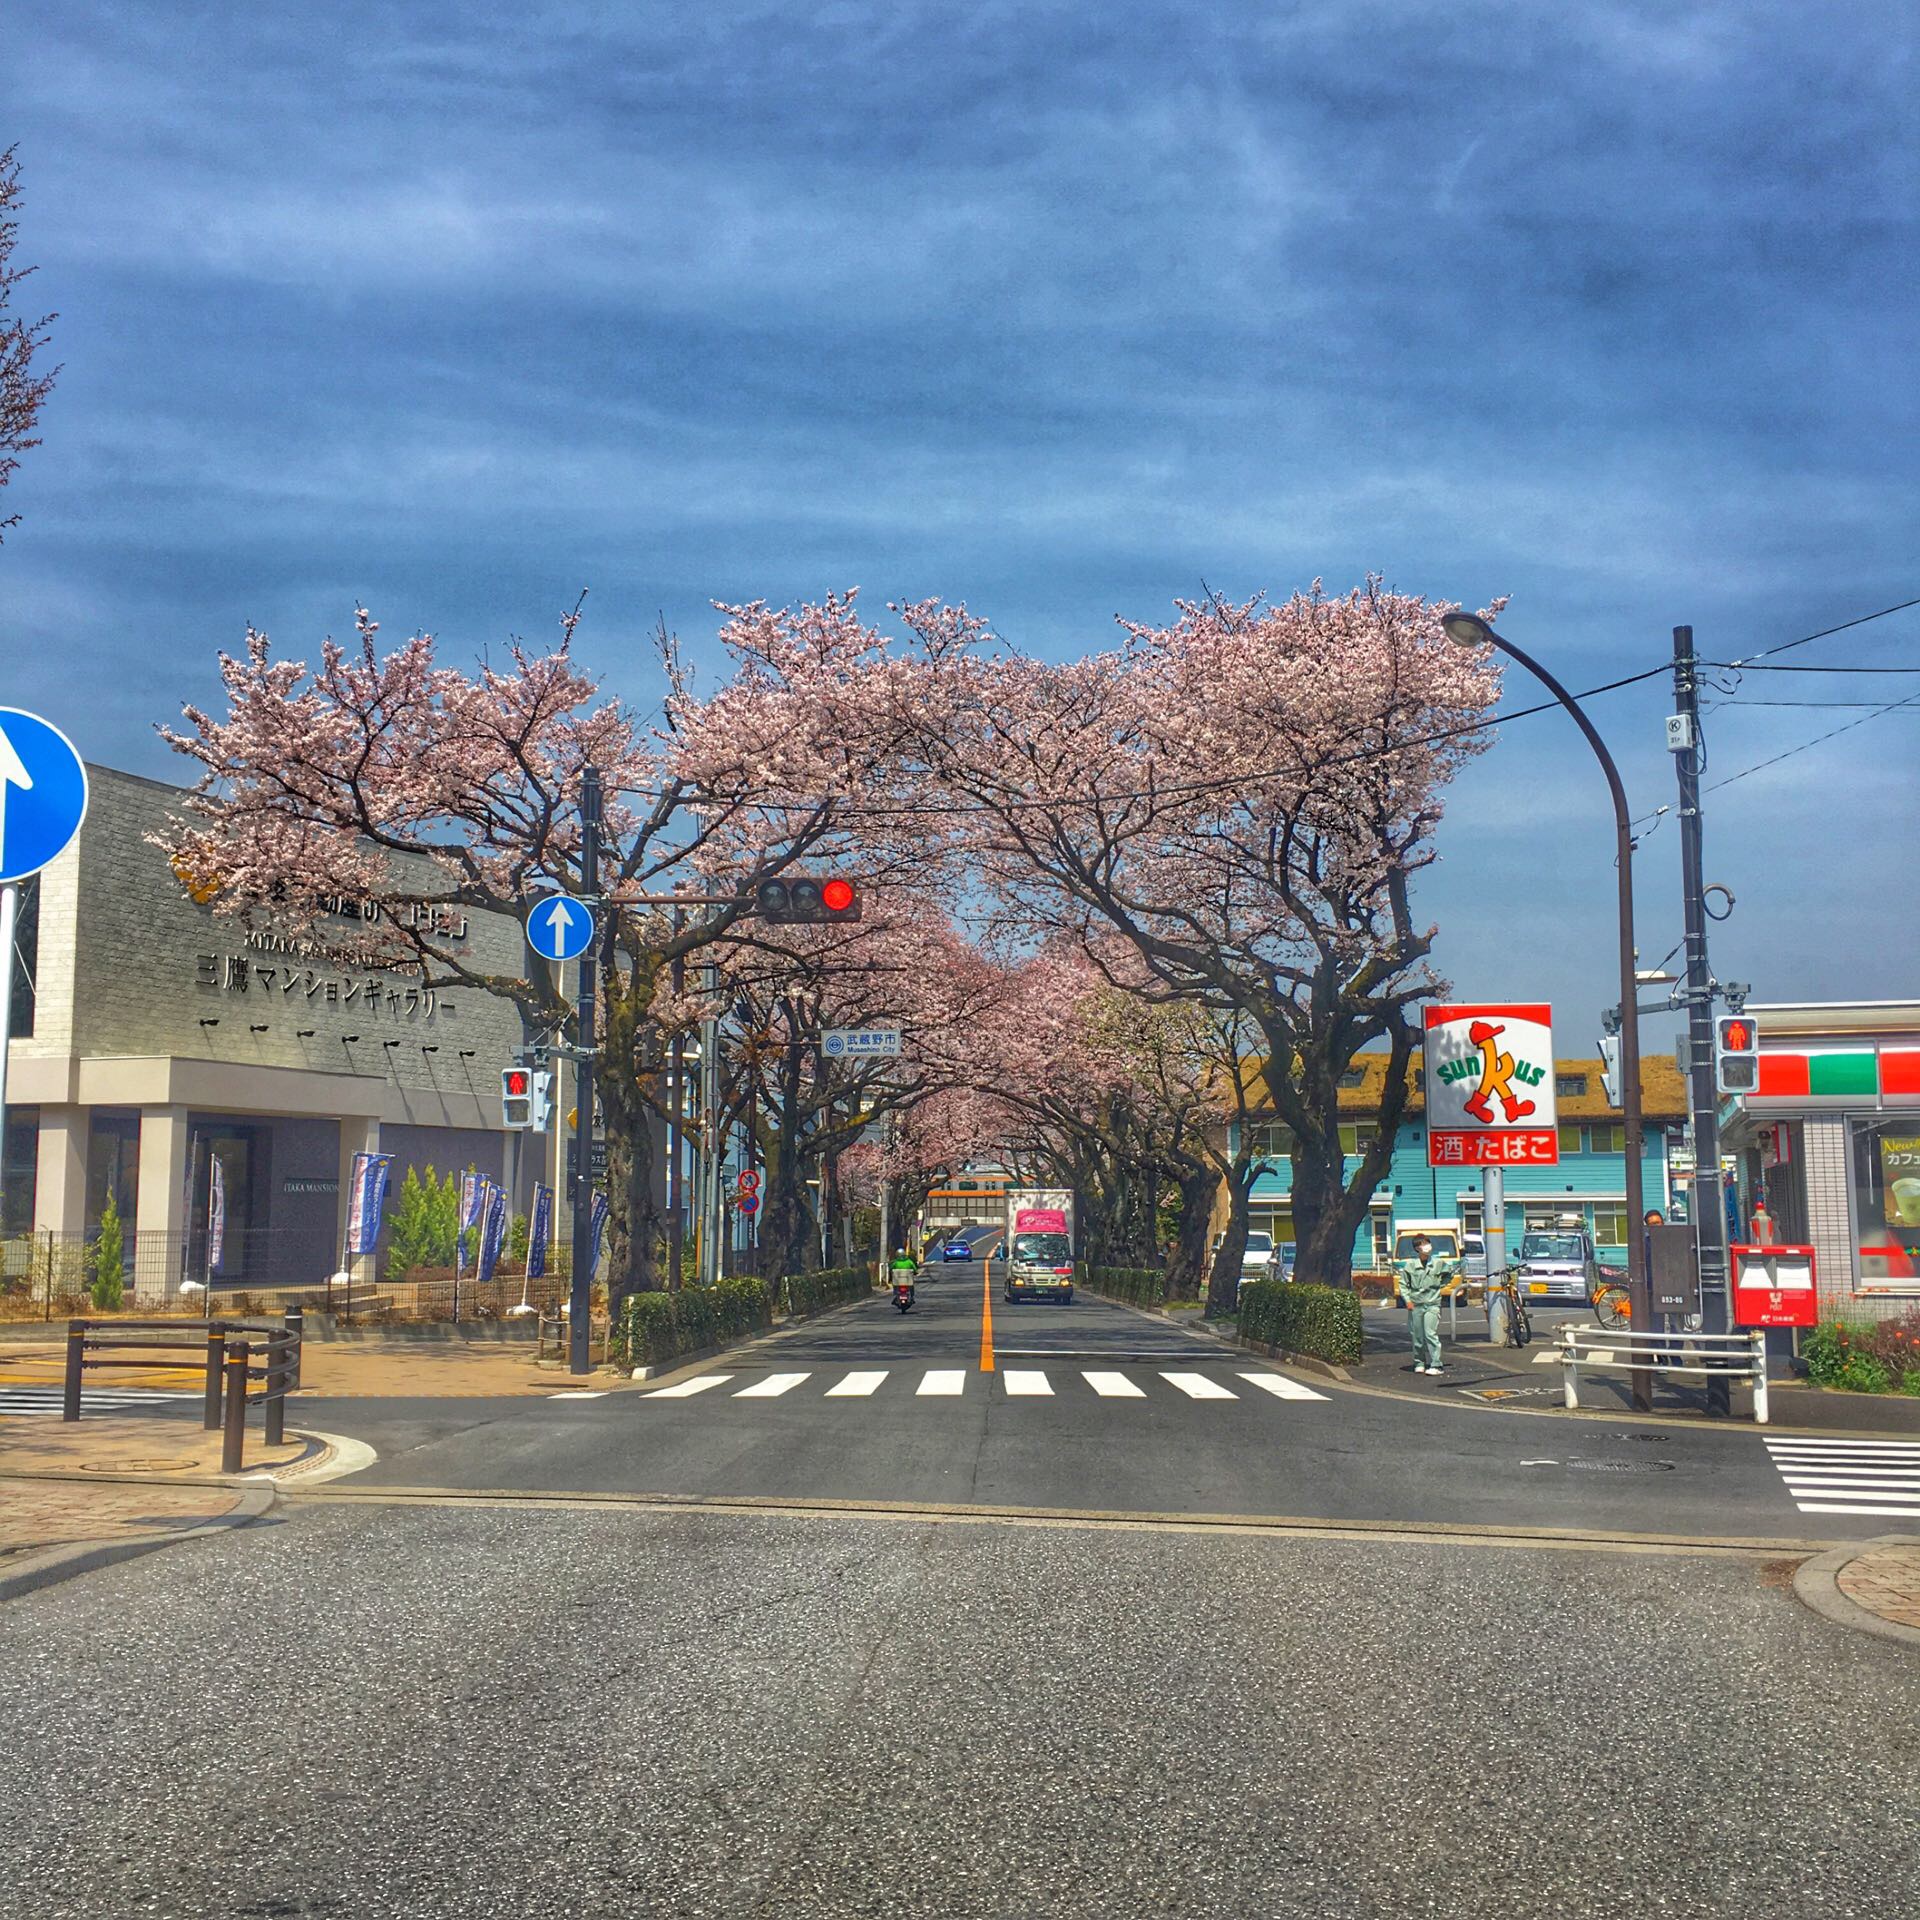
[1589,1270,1633,1330]
[1485,1267,1533,1349]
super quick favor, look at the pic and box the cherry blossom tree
[0,146,59,542]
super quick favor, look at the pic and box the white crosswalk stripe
[1159,1372,1238,1401]
[1001,1370,1052,1396]
[825,1370,889,1397]
[1081,1371,1146,1399]
[1763,1436,1920,1516]
[733,1373,811,1398]
[644,1374,735,1398]
[1237,1372,1330,1402]
[0,1387,200,1416]
[917,1369,967,1396]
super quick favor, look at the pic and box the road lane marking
[979,1264,995,1374]
[644,1375,735,1398]
[918,1369,966,1396]
[1081,1371,1146,1398]
[546,1390,608,1399]
[734,1373,811,1398]
[1761,1436,1920,1516]
[825,1371,889,1397]
[1236,1372,1329,1402]
[1159,1372,1238,1401]
[1002,1370,1052,1396]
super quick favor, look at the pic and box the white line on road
[917,1370,966,1396]
[1792,1502,1920,1517]
[1159,1372,1238,1401]
[1236,1372,1329,1402]
[546,1390,607,1399]
[1081,1371,1145,1399]
[1001,1370,1053,1396]
[645,1375,735,1398]
[734,1373,811,1398]
[825,1371,889,1397]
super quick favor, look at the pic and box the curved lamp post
[1441,612,1650,1395]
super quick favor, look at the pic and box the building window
[1589,1124,1627,1155]
[1851,1118,1920,1292]
[1248,1123,1294,1161]
[1556,1073,1588,1098]
[1339,1066,1367,1088]
[1339,1121,1379,1157]
[6,873,36,1039]
[1558,1125,1584,1155]
[1591,1205,1629,1253]
[86,1114,140,1240]
[2,1107,37,1240]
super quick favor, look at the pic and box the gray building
[2,764,536,1299]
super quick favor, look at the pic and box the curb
[1792,1534,1920,1652]
[0,1478,277,1606]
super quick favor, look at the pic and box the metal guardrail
[1558,1325,1769,1422]
[62,1310,305,1471]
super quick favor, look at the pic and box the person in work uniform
[1400,1233,1448,1375]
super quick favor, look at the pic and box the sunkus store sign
[1424,1003,1560,1168]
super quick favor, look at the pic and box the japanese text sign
[1729,1243,1818,1328]
[1424,1004,1559,1170]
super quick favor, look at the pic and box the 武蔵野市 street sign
[1423,1003,1559,1168]
[525,894,596,963]
[0,708,89,886]
[822,1027,901,1059]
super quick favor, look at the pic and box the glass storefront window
[6,873,36,1039]
[2,1107,38,1239]
[1853,1118,1920,1292]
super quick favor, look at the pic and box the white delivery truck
[1002,1187,1075,1304]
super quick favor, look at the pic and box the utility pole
[667,907,685,1291]
[566,765,601,1375]
[1671,626,1732,1414]
[699,958,721,1284]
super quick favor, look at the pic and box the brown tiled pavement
[1836,1539,1920,1633]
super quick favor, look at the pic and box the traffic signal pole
[1671,627,1732,1413]
[567,765,602,1375]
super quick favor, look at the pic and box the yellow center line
[979,1259,995,1374]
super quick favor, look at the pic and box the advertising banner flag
[1423,1004,1559,1169]
[208,1155,226,1274]
[527,1183,552,1280]
[457,1169,487,1265]
[346,1151,395,1256]
[588,1190,610,1278]
[478,1184,507,1283]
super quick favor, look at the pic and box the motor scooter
[891,1274,916,1313]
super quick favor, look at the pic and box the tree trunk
[1204,1161,1259,1319]
[600,1095,661,1318]
[1164,1160,1216,1300]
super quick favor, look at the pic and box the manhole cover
[1565,1459,1675,1474]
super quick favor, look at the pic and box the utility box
[1648,1223,1700,1316]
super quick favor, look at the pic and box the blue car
[942,1239,974,1261]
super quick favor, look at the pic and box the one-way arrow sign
[526,894,596,963]
[0,708,89,886]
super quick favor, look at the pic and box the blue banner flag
[527,1183,552,1280]
[588,1190,610,1279]
[479,1184,508,1283]
[346,1152,394,1257]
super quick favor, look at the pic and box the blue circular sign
[736,1194,760,1217]
[0,708,90,885]
[525,894,596,962]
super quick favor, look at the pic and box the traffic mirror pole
[567,765,602,1375]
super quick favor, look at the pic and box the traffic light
[1714,1014,1760,1094]
[752,874,862,923]
[529,1070,554,1133]
[501,1066,534,1129]
[1598,1035,1621,1107]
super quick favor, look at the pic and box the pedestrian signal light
[501,1067,534,1129]
[1714,1015,1759,1095]
[529,1070,554,1133]
[1598,1034,1622,1108]
[751,875,863,923]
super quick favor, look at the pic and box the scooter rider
[889,1249,917,1308]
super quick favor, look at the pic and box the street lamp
[1442,610,1651,1399]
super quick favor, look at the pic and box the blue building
[1225,1053,1685,1274]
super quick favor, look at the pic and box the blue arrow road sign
[0,708,90,886]
[525,894,596,963]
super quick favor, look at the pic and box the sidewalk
[0,1417,303,1594]
[1794,1536,1920,1649]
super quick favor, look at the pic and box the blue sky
[4,1,1916,1045]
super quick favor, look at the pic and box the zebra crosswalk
[0,1386,202,1418]
[1762,1434,1920,1518]
[638,1367,1329,1407]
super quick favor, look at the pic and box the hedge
[780,1266,870,1318]
[1236,1280,1364,1367]
[617,1273,773,1367]
[1083,1267,1167,1309]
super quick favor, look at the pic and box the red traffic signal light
[1720,1018,1753,1053]
[1714,1014,1760,1095]
[752,875,862,923]
[503,1068,531,1097]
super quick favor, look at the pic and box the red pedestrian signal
[1714,1014,1759,1095]
[751,875,863,923]
[501,1067,535,1128]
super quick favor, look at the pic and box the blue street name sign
[526,894,596,963]
[0,708,90,886]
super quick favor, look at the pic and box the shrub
[1802,1315,1920,1394]
[1084,1267,1166,1309]
[1237,1280,1363,1366]
[386,1166,461,1281]
[90,1191,126,1311]
[616,1273,774,1366]
[780,1266,867,1318]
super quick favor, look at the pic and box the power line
[1710,698,1920,710]
[1703,661,1920,674]
[1704,690,1920,795]
[1724,594,1920,667]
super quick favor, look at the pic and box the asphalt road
[4,1496,1914,1919]
[301,1266,1882,1544]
